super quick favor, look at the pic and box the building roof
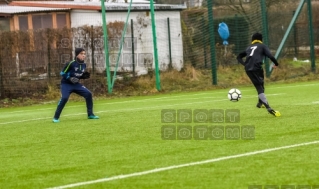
[87,0,152,3]
[8,1,186,11]
[0,5,70,14]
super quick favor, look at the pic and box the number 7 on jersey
[249,46,257,56]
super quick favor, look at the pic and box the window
[18,15,28,31]
[0,17,10,31]
[57,13,67,28]
[16,13,69,31]
[32,14,53,30]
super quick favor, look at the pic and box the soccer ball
[228,88,241,102]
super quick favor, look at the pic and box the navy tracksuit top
[60,60,87,84]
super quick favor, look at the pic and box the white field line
[0,94,240,115]
[2,94,218,114]
[47,140,319,189]
[0,93,284,126]
[293,101,319,105]
[268,82,319,89]
[2,82,317,115]
[1,94,224,116]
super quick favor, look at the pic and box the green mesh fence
[182,0,318,79]
[0,0,318,99]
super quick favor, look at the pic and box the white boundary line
[0,93,284,125]
[47,140,319,189]
[1,92,223,114]
[1,82,317,114]
[2,94,216,114]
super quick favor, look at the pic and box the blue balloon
[218,22,229,45]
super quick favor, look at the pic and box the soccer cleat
[267,108,281,117]
[88,115,99,119]
[52,118,60,123]
[256,102,265,108]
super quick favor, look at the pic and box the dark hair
[75,48,85,57]
[251,33,262,41]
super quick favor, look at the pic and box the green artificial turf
[1,81,319,189]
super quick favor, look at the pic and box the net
[180,0,317,79]
[0,0,318,99]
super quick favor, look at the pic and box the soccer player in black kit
[237,32,281,117]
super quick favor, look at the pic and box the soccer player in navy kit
[237,33,281,117]
[52,48,99,123]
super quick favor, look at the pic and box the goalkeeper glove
[80,71,90,79]
[69,77,79,84]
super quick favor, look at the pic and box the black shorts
[246,70,264,85]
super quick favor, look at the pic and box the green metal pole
[269,0,305,76]
[167,17,172,69]
[234,14,239,54]
[111,0,133,89]
[260,0,270,77]
[306,0,316,72]
[101,0,112,94]
[0,50,2,97]
[293,11,298,57]
[150,0,161,91]
[91,25,95,75]
[202,16,207,68]
[131,19,135,76]
[207,0,217,85]
[47,29,51,80]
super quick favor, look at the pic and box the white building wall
[187,0,203,7]
[70,10,183,73]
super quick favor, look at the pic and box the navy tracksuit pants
[53,82,93,119]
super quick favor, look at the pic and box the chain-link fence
[0,0,318,99]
